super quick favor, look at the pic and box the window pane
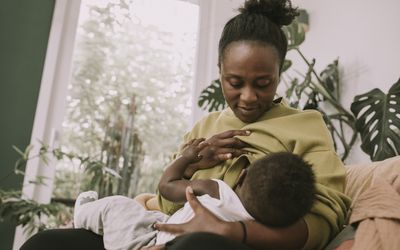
[54,0,199,199]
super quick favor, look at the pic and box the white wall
[290,0,400,164]
[195,0,400,164]
[192,0,244,124]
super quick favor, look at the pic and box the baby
[73,138,315,250]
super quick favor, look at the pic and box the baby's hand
[180,138,208,163]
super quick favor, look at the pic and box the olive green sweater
[157,100,351,249]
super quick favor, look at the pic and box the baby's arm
[158,138,219,203]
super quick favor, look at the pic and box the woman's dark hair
[218,0,298,72]
[242,152,315,227]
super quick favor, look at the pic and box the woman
[21,0,350,249]
[151,0,350,249]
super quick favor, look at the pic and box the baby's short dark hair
[242,152,315,227]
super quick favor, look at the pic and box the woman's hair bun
[238,0,298,27]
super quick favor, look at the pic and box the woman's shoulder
[265,98,324,121]
[192,110,226,128]
[189,109,242,135]
[186,110,227,139]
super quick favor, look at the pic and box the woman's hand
[184,130,251,177]
[154,186,229,236]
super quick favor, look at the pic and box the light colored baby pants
[74,195,168,250]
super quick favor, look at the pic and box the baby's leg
[74,193,168,249]
[101,196,168,249]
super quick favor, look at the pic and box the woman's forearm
[220,219,308,250]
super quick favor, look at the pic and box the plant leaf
[319,59,339,101]
[104,167,122,179]
[197,79,227,112]
[296,61,314,98]
[24,145,34,159]
[350,78,400,161]
[39,154,49,165]
[282,20,306,51]
[282,59,292,73]
[14,158,27,174]
[12,146,26,158]
[52,148,64,160]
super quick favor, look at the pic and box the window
[15,0,236,246]
[52,0,199,199]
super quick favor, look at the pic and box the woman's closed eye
[255,78,271,88]
[227,78,243,88]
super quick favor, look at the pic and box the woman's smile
[237,106,260,118]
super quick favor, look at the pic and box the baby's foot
[73,191,98,227]
[75,191,98,206]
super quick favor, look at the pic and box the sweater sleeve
[157,132,191,215]
[282,110,351,249]
[301,150,351,250]
[241,106,351,249]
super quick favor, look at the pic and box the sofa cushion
[344,156,400,201]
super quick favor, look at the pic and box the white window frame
[13,0,82,248]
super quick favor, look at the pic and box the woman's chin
[235,110,261,123]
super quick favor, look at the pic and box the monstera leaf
[282,20,306,50]
[350,78,400,161]
[198,79,226,112]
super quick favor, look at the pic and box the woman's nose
[240,86,257,104]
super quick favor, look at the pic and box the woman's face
[220,41,280,123]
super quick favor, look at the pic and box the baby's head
[235,152,315,227]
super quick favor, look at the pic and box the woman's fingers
[192,138,206,145]
[216,148,248,160]
[210,137,249,149]
[154,187,199,235]
[194,144,247,165]
[183,138,204,148]
[185,186,200,211]
[215,130,251,139]
[154,221,186,235]
[206,130,251,150]
[155,186,223,238]
[181,130,251,169]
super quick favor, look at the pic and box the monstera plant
[198,79,226,112]
[351,79,400,161]
[198,17,400,162]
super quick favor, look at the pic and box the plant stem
[295,48,355,119]
[294,48,358,160]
